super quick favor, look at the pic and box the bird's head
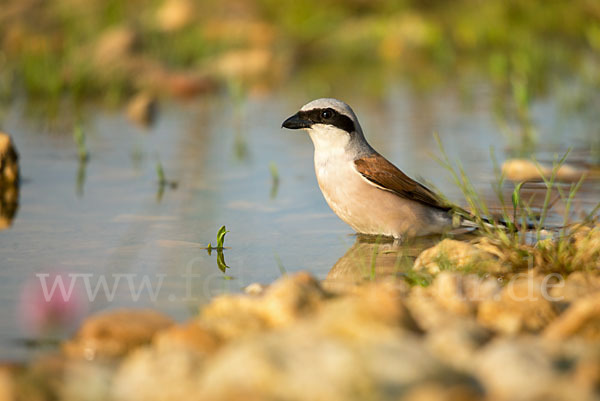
[282,98,367,153]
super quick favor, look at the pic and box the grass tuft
[433,134,600,276]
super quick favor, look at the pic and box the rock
[0,365,17,401]
[571,345,600,393]
[200,272,329,340]
[0,180,18,230]
[18,354,68,400]
[195,327,462,401]
[140,69,217,99]
[62,309,174,360]
[477,275,558,335]
[430,272,476,316]
[153,321,220,354]
[502,158,585,182]
[406,286,456,331]
[544,292,600,341]
[475,338,592,401]
[0,132,19,185]
[203,19,276,47]
[460,274,502,304]
[112,346,204,401]
[93,27,139,72]
[314,281,421,338]
[0,134,18,227]
[126,92,158,127]
[244,282,267,295]
[402,383,483,401]
[406,273,499,331]
[549,271,600,302]
[61,360,114,401]
[156,0,195,32]
[211,47,274,80]
[570,225,600,270]
[425,319,491,371]
[112,273,473,401]
[413,239,498,275]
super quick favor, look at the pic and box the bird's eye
[321,110,332,119]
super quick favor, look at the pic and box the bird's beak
[282,113,312,130]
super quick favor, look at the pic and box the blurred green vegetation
[0,0,599,108]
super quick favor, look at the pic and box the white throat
[307,124,351,155]
[307,125,355,191]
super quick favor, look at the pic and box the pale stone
[195,327,455,401]
[406,273,499,331]
[0,132,19,185]
[156,0,195,32]
[414,239,498,275]
[244,282,267,295]
[550,271,600,302]
[63,309,174,360]
[477,275,558,334]
[93,27,138,67]
[112,346,203,401]
[211,47,273,79]
[153,321,220,354]
[0,365,16,401]
[425,319,491,371]
[61,361,114,401]
[126,92,157,127]
[544,292,600,341]
[475,338,592,401]
[502,158,586,182]
[200,272,328,340]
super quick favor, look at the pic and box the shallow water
[1,84,598,360]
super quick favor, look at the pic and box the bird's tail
[451,207,535,232]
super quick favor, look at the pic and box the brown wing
[354,155,451,211]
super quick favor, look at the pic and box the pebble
[62,309,174,360]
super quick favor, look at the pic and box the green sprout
[511,181,525,230]
[156,160,166,185]
[216,225,229,249]
[73,125,88,162]
[205,226,232,276]
[216,250,230,273]
[155,158,178,201]
[205,225,230,252]
[275,254,287,276]
[269,161,280,199]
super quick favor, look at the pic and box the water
[1,83,598,360]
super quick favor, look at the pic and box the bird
[282,97,477,240]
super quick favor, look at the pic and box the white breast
[308,128,451,238]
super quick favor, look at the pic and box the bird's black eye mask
[282,107,356,133]
[299,108,356,133]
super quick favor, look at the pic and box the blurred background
[0,0,599,360]
[1,0,599,113]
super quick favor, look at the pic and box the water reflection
[75,160,86,197]
[0,133,20,229]
[0,183,18,229]
[325,235,440,286]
